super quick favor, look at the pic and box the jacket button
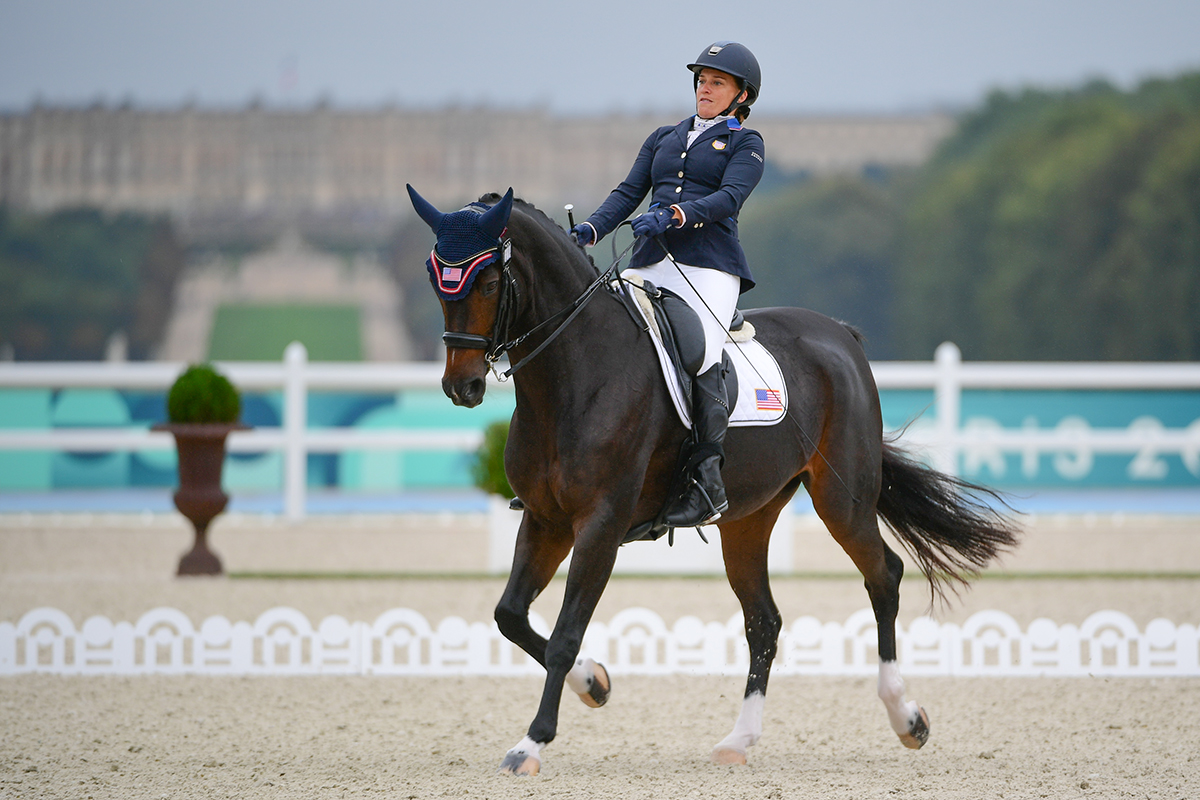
[677,171,684,178]
[681,152,687,158]
[674,186,682,193]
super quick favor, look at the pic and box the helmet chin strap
[695,76,749,119]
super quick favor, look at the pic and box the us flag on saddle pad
[755,388,783,411]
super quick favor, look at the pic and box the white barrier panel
[2,607,1196,677]
[3,342,1200,521]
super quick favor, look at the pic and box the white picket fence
[3,606,1196,677]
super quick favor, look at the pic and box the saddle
[613,275,743,416]
[612,276,740,545]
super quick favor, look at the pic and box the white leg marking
[565,657,594,696]
[878,660,921,736]
[713,691,765,755]
[503,735,543,771]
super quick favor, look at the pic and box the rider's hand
[569,223,595,247]
[631,208,677,238]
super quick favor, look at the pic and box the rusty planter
[154,423,248,576]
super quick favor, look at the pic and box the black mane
[477,192,597,272]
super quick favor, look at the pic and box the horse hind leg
[813,485,930,749]
[711,493,789,765]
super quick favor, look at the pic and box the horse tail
[876,438,1020,602]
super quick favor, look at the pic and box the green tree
[740,172,911,358]
[896,73,1200,360]
[0,208,185,360]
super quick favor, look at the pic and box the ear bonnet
[407,185,514,301]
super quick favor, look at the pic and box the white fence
[2,606,1196,677]
[2,341,1198,520]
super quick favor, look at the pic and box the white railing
[2,341,1198,520]
[873,342,1200,476]
[3,605,1196,677]
[0,342,505,520]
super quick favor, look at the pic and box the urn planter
[154,422,248,576]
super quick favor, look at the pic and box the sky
[1,0,1198,116]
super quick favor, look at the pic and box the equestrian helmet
[688,41,760,107]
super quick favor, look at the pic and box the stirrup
[666,476,726,529]
[693,476,727,525]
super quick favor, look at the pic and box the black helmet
[687,41,761,109]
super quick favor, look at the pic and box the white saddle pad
[622,278,788,429]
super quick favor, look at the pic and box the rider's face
[695,68,746,119]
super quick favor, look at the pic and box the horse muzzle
[442,347,489,407]
[443,374,487,408]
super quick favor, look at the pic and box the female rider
[570,41,764,529]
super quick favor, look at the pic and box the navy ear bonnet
[406,185,514,301]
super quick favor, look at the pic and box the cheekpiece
[426,203,505,301]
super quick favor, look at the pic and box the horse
[406,185,1019,776]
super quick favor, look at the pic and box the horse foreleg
[499,518,622,777]
[712,505,785,766]
[493,513,572,668]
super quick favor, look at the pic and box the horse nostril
[463,377,487,407]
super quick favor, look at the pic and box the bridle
[440,224,636,381]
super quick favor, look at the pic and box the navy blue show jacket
[585,116,764,293]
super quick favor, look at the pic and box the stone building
[0,101,953,239]
[0,102,954,361]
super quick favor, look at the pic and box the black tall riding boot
[663,363,729,528]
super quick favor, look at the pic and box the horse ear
[478,188,514,240]
[406,184,445,233]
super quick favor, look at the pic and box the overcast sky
[2,0,1198,116]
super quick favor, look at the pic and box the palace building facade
[0,101,953,239]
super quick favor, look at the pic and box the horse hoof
[578,661,611,708]
[711,747,747,766]
[898,706,930,749]
[498,751,540,776]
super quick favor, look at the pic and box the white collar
[692,114,732,132]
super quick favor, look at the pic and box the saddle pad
[623,280,788,429]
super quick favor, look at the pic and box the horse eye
[481,280,499,297]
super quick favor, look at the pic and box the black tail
[876,439,1021,603]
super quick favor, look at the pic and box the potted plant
[153,364,247,576]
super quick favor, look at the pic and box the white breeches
[623,259,740,373]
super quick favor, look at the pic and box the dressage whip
[638,233,863,505]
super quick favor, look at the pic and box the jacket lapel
[671,117,692,149]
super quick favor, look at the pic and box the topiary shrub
[166,364,241,424]
[471,420,514,499]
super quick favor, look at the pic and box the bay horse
[407,185,1018,776]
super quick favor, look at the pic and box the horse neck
[506,219,628,400]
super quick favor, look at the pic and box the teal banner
[1,387,1197,491]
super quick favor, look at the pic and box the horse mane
[477,192,598,272]
[837,321,866,345]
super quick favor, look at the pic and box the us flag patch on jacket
[755,388,783,411]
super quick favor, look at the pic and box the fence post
[283,342,308,522]
[934,342,961,476]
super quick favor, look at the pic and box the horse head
[407,184,514,407]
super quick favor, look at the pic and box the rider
[571,41,764,528]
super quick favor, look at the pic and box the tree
[0,208,185,360]
[896,73,1200,360]
[739,172,911,358]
